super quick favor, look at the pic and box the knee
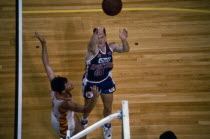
[104,105,112,112]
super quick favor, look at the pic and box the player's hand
[35,32,46,45]
[119,28,128,41]
[97,26,104,36]
[90,86,101,98]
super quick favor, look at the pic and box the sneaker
[81,118,88,128]
[103,124,112,139]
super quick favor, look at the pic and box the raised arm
[63,86,100,113]
[85,27,104,60]
[87,28,98,54]
[110,28,130,53]
[35,32,55,81]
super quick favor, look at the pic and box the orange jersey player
[35,32,100,139]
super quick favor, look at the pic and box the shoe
[81,118,88,128]
[103,124,112,139]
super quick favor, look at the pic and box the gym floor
[1,0,210,138]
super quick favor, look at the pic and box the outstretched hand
[119,28,128,41]
[90,86,101,98]
[93,26,104,36]
[35,32,46,45]
[97,26,104,36]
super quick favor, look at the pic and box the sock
[82,116,88,121]
[104,123,111,128]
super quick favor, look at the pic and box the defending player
[35,32,100,138]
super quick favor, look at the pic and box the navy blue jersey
[85,42,113,81]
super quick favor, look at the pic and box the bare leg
[100,93,113,117]
[82,98,91,119]
[73,114,86,139]
[100,93,113,138]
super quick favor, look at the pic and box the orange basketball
[102,0,123,16]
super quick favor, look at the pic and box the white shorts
[51,112,75,137]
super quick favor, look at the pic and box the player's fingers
[124,28,128,33]
[119,29,123,35]
[97,27,101,34]
[91,85,97,91]
[122,28,125,33]
[35,33,43,40]
[100,27,103,33]
[35,32,39,37]
[95,86,99,92]
[97,27,100,32]
[94,86,97,90]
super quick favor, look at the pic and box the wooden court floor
[1,0,210,139]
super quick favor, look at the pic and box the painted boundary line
[23,7,210,14]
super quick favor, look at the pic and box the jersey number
[94,69,104,76]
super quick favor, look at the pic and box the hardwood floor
[0,0,210,138]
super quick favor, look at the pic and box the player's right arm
[85,27,103,60]
[35,32,55,81]
[62,86,100,113]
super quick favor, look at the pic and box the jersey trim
[54,91,72,100]
[106,42,113,53]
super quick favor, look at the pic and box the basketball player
[35,32,100,139]
[81,26,130,138]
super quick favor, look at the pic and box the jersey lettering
[85,42,113,81]
[98,57,111,63]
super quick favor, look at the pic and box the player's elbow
[84,108,91,113]
[126,47,130,52]
[123,47,130,52]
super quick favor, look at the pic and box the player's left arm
[110,28,130,53]
[35,32,55,81]
[62,86,100,113]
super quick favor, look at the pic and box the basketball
[102,0,123,16]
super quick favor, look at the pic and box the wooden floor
[1,0,210,139]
